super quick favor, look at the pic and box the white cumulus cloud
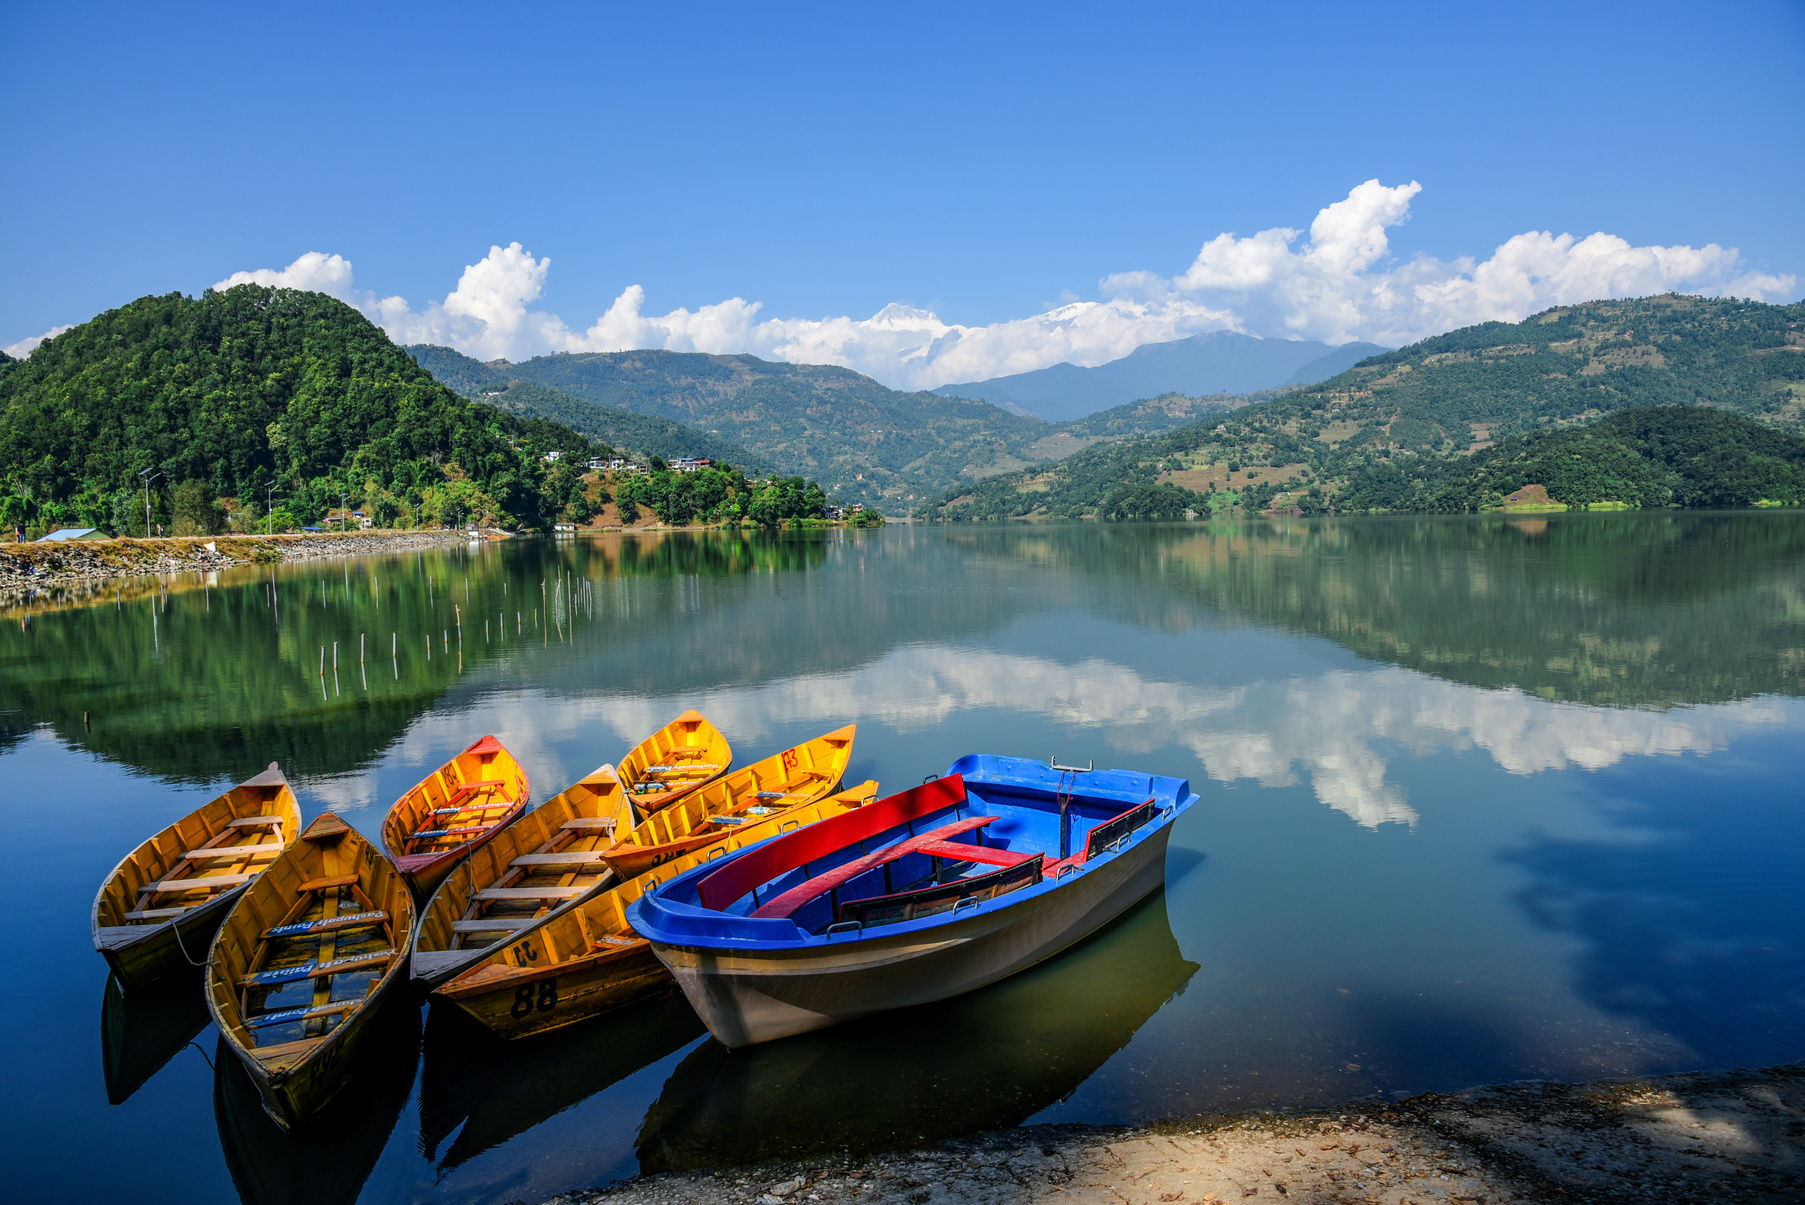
[209,181,1797,389]
[4,324,75,359]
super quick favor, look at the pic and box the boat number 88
[511,980,557,1018]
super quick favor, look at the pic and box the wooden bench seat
[298,874,359,893]
[410,824,496,841]
[264,910,388,939]
[146,872,256,894]
[749,816,999,920]
[451,916,536,933]
[228,815,285,828]
[431,801,516,816]
[509,851,610,867]
[243,948,396,988]
[474,885,591,901]
[181,842,284,862]
[560,817,617,831]
[914,838,1034,867]
[121,906,196,921]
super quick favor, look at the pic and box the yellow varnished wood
[615,710,733,812]
[380,735,530,897]
[91,763,302,991]
[411,763,636,984]
[600,725,856,879]
[433,779,879,1039]
[206,811,414,1130]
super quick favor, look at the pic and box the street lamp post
[340,491,350,531]
[265,482,279,536]
[138,467,162,538]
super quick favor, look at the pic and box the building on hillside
[35,527,107,542]
[544,450,562,462]
[670,457,714,473]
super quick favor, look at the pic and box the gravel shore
[544,1063,1803,1205]
[0,529,467,594]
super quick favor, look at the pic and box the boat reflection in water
[100,970,212,1105]
[212,1000,420,1205]
[419,993,705,1171]
[636,887,1198,1173]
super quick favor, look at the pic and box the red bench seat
[748,815,999,919]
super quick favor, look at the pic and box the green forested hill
[407,344,1246,510]
[404,346,768,471]
[0,287,606,534]
[921,294,1805,520]
[462,347,1050,509]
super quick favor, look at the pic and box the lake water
[4,515,1803,1204]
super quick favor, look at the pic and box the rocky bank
[0,529,466,592]
[538,1064,1803,1205]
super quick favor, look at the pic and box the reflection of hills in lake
[634,889,1197,1173]
[212,999,419,1205]
[948,513,1805,708]
[418,993,704,1171]
[6,516,1801,785]
[100,970,211,1106]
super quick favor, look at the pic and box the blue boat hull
[649,817,1176,1046]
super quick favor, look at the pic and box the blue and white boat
[627,754,1197,1046]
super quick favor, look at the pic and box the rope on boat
[170,915,208,968]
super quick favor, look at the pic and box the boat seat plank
[410,824,495,841]
[264,910,388,939]
[246,1000,360,1030]
[749,816,999,920]
[475,885,591,901]
[509,851,610,867]
[431,801,515,816]
[560,817,618,830]
[914,839,1034,867]
[146,872,256,894]
[120,906,198,921]
[298,874,360,893]
[445,779,507,804]
[244,949,397,988]
[228,816,285,828]
[181,842,285,861]
[450,917,535,932]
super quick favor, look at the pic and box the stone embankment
[0,529,466,591]
[544,1063,1803,1205]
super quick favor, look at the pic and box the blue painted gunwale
[627,754,1198,951]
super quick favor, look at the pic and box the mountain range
[406,344,1249,509]
[934,331,1388,420]
[920,293,1805,521]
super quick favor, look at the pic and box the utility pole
[339,490,351,530]
[266,481,279,536]
[137,467,161,538]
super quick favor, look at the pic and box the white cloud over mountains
[209,180,1796,389]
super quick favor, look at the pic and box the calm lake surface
[4,515,1804,1203]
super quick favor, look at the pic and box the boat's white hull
[648,822,1175,1046]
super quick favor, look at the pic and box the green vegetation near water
[0,287,610,535]
[920,295,1805,520]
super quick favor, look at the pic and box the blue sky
[4,1,1802,385]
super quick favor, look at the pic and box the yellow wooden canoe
[411,763,637,988]
[433,780,879,1039]
[617,710,732,812]
[381,735,530,898]
[206,812,415,1131]
[93,763,302,991]
[599,724,856,879]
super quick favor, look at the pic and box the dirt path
[541,1064,1803,1205]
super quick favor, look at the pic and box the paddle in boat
[617,709,732,811]
[433,780,880,1039]
[206,811,414,1130]
[92,762,302,991]
[381,734,529,897]
[627,754,1197,1046]
[598,724,856,879]
[410,762,636,988]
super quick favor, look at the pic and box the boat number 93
[511,980,557,1018]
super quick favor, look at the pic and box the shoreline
[0,529,467,606]
[548,1062,1803,1205]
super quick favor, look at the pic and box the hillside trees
[0,286,611,533]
